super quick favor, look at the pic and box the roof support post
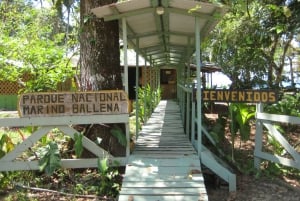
[122,17,129,94]
[195,17,202,157]
[135,38,140,139]
[187,37,192,78]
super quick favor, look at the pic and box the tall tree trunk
[80,0,122,91]
[79,0,125,157]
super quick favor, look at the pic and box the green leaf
[98,158,108,174]
[74,132,83,158]
[38,141,61,175]
[188,5,201,14]
[110,125,127,147]
[283,6,291,18]
[83,15,92,24]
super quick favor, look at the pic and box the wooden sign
[193,89,277,103]
[18,90,129,117]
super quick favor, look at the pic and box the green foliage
[0,1,76,92]
[229,103,256,141]
[98,158,109,174]
[0,134,15,159]
[74,132,83,158]
[266,92,300,117]
[0,134,17,190]
[229,103,255,160]
[208,115,227,145]
[38,141,61,175]
[97,158,120,197]
[110,125,127,147]
[265,92,300,139]
[137,84,161,124]
[207,0,300,88]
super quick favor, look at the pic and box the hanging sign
[193,89,277,103]
[18,90,129,117]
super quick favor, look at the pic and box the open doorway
[160,69,177,99]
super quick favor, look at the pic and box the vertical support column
[191,96,196,147]
[254,103,263,169]
[156,67,159,89]
[186,90,190,138]
[177,67,180,100]
[135,39,140,140]
[122,18,129,94]
[125,123,130,157]
[143,56,148,123]
[122,17,130,157]
[195,17,202,156]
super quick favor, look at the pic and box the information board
[18,90,129,117]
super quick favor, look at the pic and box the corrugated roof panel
[139,36,161,49]
[169,0,222,14]
[91,0,228,67]
[169,13,205,34]
[126,13,156,34]
[116,0,151,13]
[169,35,189,46]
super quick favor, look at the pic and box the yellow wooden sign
[18,90,129,117]
[193,89,277,103]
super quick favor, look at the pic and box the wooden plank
[124,166,199,176]
[134,145,193,148]
[127,157,200,165]
[122,174,204,182]
[0,114,128,127]
[119,195,208,201]
[121,181,205,188]
[132,152,197,156]
[0,158,128,171]
[257,112,300,124]
[133,148,196,152]
[119,187,207,195]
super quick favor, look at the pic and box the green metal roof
[91,0,227,68]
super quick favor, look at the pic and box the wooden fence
[254,103,300,170]
[0,114,129,171]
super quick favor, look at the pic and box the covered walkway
[119,100,207,201]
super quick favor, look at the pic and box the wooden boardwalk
[118,100,208,201]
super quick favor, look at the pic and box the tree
[207,0,300,89]
[79,0,126,156]
[0,0,75,92]
[79,0,122,91]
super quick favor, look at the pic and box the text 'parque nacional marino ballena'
[18,91,129,117]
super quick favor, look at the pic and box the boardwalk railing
[177,84,236,192]
[254,103,300,170]
[0,115,129,171]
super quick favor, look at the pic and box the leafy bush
[137,84,161,124]
[38,141,61,175]
[265,92,300,117]
[0,1,76,93]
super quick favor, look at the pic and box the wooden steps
[118,100,208,201]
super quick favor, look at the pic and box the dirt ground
[206,174,300,201]
[204,112,300,201]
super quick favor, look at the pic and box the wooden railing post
[254,103,263,169]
